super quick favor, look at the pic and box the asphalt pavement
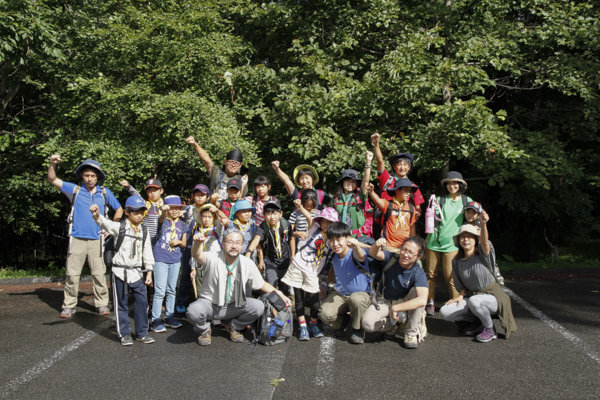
[1,277,600,399]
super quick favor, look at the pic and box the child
[151,195,187,332]
[120,178,164,242]
[367,178,419,251]
[424,171,473,316]
[271,160,331,209]
[90,196,154,346]
[289,189,318,235]
[370,133,425,238]
[319,222,371,344]
[246,199,295,295]
[228,199,257,255]
[244,175,277,225]
[217,177,244,219]
[281,202,339,341]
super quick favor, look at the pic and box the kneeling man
[362,236,428,349]
[187,228,291,346]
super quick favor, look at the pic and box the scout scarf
[144,198,164,218]
[128,220,141,260]
[167,216,180,252]
[392,198,408,229]
[269,220,282,258]
[225,258,239,303]
[233,219,250,233]
[340,192,355,226]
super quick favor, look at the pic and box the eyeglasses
[224,240,243,246]
[399,248,418,257]
[226,160,242,167]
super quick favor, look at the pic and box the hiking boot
[404,335,418,349]
[299,326,310,341]
[333,314,351,337]
[120,334,133,346]
[308,322,324,338]
[475,326,497,343]
[60,308,76,318]
[226,321,245,343]
[463,319,484,336]
[152,321,167,333]
[165,318,182,329]
[97,306,110,315]
[175,305,187,314]
[384,325,398,340]
[136,335,155,344]
[425,303,435,317]
[198,329,212,346]
[349,329,365,344]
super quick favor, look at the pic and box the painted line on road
[504,286,600,364]
[315,336,335,386]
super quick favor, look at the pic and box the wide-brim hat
[75,159,105,181]
[193,204,216,224]
[232,199,256,215]
[386,178,419,194]
[453,224,481,248]
[388,153,414,171]
[336,169,363,184]
[313,207,339,225]
[125,195,146,211]
[164,195,186,209]
[441,171,468,188]
[293,164,319,186]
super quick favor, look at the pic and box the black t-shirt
[255,219,292,267]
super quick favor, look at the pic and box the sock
[299,321,307,328]
[427,299,434,305]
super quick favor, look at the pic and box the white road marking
[0,330,97,398]
[504,286,600,364]
[315,337,335,386]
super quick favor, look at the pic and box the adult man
[47,155,123,318]
[187,228,291,346]
[362,236,429,349]
[185,136,248,201]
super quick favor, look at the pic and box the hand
[375,238,387,249]
[371,133,380,145]
[170,239,182,247]
[49,154,61,165]
[257,261,264,273]
[211,193,219,203]
[279,292,292,308]
[480,210,490,224]
[293,199,302,209]
[348,237,359,250]
[390,305,400,321]
[185,136,196,145]
[145,272,153,286]
[445,294,464,306]
[119,180,129,188]
[208,205,219,213]
[241,174,249,186]
[221,217,230,226]
[89,204,100,220]
[160,205,170,212]
[366,150,374,163]
[271,160,280,170]
[190,269,197,279]
[193,232,207,243]
[296,231,308,240]
[366,183,375,194]
[102,230,110,239]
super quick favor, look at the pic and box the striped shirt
[244,195,277,225]
[289,209,317,232]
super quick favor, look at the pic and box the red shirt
[375,169,424,223]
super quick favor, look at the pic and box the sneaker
[59,308,76,318]
[425,303,435,317]
[97,306,110,315]
[463,319,484,336]
[136,335,155,344]
[383,324,398,340]
[349,329,365,344]
[308,322,324,338]
[197,329,212,346]
[226,321,245,343]
[404,335,418,349]
[475,326,497,343]
[299,326,310,341]
[175,305,187,314]
[120,334,133,346]
[165,319,182,329]
[152,321,167,333]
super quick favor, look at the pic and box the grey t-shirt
[209,165,248,201]
[452,246,495,292]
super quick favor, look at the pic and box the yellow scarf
[128,220,141,260]
[234,219,250,233]
[144,198,164,218]
[196,223,215,251]
[269,220,282,258]
[167,216,179,252]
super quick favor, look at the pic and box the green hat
[293,164,319,187]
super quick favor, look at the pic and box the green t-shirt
[425,195,473,252]
[334,191,367,238]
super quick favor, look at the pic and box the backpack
[211,169,242,199]
[381,201,415,239]
[221,199,235,218]
[103,219,148,269]
[254,292,293,346]
[260,218,289,259]
[298,189,326,210]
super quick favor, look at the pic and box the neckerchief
[392,198,408,229]
[144,198,164,218]
[128,220,141,260]
[225,258,239,303]
[233,219,250,233]
[167,216,179,252]
[340,192,354,226]
[269,220,282,258]
[198,224,215,251]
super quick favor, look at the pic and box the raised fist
[371,133,380,145]
[185,136,196,145]
[271,160,280,170]
[119,180,129,188]
[49,154,61,165]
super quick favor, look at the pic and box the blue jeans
[152,261,181,322]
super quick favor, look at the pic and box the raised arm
[191,232,209,267]
[119,180,141,197]
[186,136,214,173]
[361,151,374,195]
[479,210,490,256]
[271,161,296,196]
[367,183,386,211]
[370,238,387,261]
[348,238,366,263]
[159,204,169,223]
[47,154,63,190]
[294,199,314,230]
[371,133,385,173]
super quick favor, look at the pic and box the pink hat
[313,207,339,224]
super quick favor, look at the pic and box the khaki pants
[362,287,425,337]
[319,290,371,330]
[63,237,108,309]
[425,248,459,301]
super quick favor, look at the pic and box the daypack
[259,218,290,259]
[254,292,293,346]
[211,169,242,199]
[381,201,415,239]
[103,219,148,269]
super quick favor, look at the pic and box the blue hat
[75,159,105,181]
[232,199,255,216]
[386,178,419,194]
[192,184,210,195]
[125,195,146,211]
[164,195,186,209]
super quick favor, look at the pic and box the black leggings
[294,288,320,320]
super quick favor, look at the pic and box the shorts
[281,265,320,294]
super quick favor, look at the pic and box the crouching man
[187,228,291,346]
[362,236,429,349]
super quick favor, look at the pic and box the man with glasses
[362,236,429,349]
[185,136,248,201]
[186,228,291,346]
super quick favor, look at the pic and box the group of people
[46,133,516,348]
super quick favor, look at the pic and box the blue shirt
[333,248,370,296]
[153,218,185,263]
[381,250,428,300]
[61,182,121,240]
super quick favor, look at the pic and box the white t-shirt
[291,224,330,276]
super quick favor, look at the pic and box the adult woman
[439,212,517,342]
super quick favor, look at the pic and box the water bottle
[268,318,284,338]
[390,309,407,325]
[425,205,435,233]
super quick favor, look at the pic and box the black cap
[227,177,242,190]
[145,179,162,189]
[226,149,243,163]
[264,199,282,211]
